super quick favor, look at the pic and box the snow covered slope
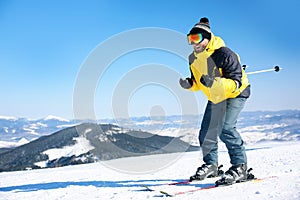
[0,141,299,200]
[0,123,197,172]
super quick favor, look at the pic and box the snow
[29,122,48,129]
[0,138,29,148]
[44,115,70,122]
[57,123,80,129]
[99,126,129,142]
[22,128,40,135]
[42,137,95,161]
[0,141,299,200]
[0,116,17,121]
[240,124,288,132]
[239,124,296,144]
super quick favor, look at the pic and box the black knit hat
[188,17,211,41]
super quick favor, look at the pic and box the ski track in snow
[0,141,299,200]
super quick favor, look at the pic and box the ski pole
[244,66,281,75]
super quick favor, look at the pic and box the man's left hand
[200,74,215,88]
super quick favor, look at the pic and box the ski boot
[190,164,224,182]
[215,164,255,186]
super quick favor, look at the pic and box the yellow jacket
[188,34,250,104]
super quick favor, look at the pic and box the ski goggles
[187,33,204,45]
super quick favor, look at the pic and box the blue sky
[1,0,299,119]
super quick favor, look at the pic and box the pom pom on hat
[199,17,209,26]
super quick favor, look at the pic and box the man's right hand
[179,78,192,89]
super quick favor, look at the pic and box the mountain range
[0,123,197,172]
[0,110,299,172]
[1,110,300,147]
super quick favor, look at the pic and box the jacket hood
[205,33,225,55]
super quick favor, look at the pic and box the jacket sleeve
[212,47,242,87]
[223,51,242,87]
[188,53,197,87]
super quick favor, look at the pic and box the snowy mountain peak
[0,116,17,121]
[43,115,70,122]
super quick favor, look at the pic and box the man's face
[192,38,209,54]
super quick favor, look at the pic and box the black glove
[200,74,215,88]
[179,78,193,89]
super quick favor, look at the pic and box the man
[179,17,251,185]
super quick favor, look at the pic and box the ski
[158,176,277,197]
[160,184,216,197]
[142,165,224,191]
[141,177,219,195]
[141,179,190,191]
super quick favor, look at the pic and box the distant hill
[1,110,300,148]
[0,123,198,172]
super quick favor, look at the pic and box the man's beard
[194,45,205,54]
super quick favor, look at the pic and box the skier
[179,17,251,185]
